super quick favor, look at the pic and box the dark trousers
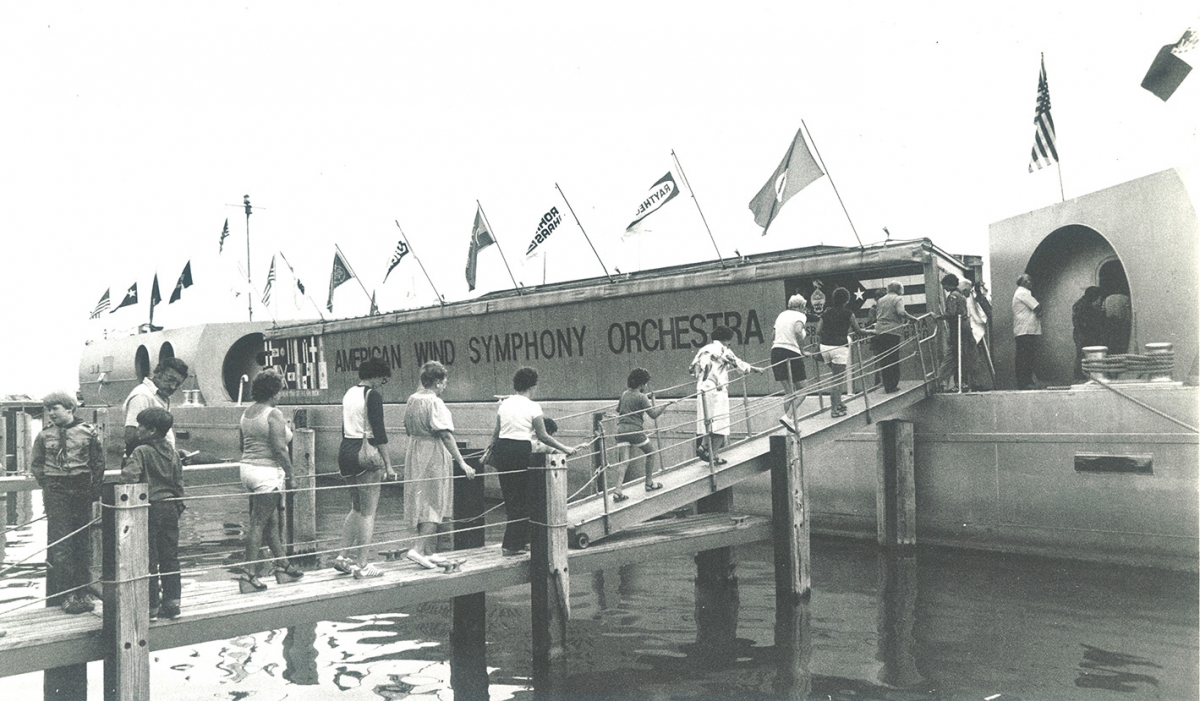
[873,333,902,391]
[148,500,182,606]
[1015,334,1040,389]
[43,477,95,605]
[493,438,532,552]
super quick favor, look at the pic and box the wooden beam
[771,434,810,600]
[102,483,150,700]
[529,455,569,701]
[876,420,916,547]
[288,427,317,559]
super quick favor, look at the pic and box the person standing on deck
[1012,274,1044,389]
[331,358,395,579]
[402,361,474,570]
[817,287,867,417]
[937,274,970,392]
[1102,287,1132,355]
[963,279,994,391]
[772,294,809,434]
[122,357,188,457]
[870,281,919,393]
[1072,286,1106,380]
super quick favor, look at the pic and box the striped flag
[90,289,111,319]
[262,255,276,306]
[1028,54,1059,173]
[218,219,230,253]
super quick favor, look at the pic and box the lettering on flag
[384,240,410,282]
[90,288,111,319]
[525,206,562,257]
[626,172,681,232]
[748,126,825,231]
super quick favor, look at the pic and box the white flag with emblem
[748,126,824,231]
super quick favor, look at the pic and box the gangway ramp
[566,379,931,548]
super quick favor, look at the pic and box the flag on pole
[625,172,681,233]
[262,256,277,306]
[524,205,564,258]
[465,206,495,291]
[1028,54,1059,172]
[1142,27,1197,101]
[150,274,161,311]
[112,282,138,313]
[90,289,111,319]
[370,290,379,316]
[383,240,410,283]
[327,249,354,311]
[218,219,230,253]
[748,126,825,231]
[169,261,193,303]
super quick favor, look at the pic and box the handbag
[356,387,386,471]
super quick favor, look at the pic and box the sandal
[644,481,664,492]
[611,491,629,503]
[274,564,305,584]
[352,563,384,579]
[237,573,268,594]
[331,556,354,575]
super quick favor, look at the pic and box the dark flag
[383,240,410,283]
[465,206,495,291]
[111,282,138,313]
[90,289,111,319]
[370,290,379,316]
[327,250,353,311]
[748,126,825,232]
[218,219,230,253]
[1028,54,1059,172]
[169,261,193,303]
[1142,28,1196,101]
[150,275,161,310]
[262,255,276,306]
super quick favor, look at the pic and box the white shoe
[404,550,438,570]
[778,416,797,434]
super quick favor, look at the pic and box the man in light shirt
[1011,274,1043,390]
[123,357,189,456]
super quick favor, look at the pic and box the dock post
[529,453,569,701]
[451,452,488,701]
[693,486,737,662]
[101,482,150,701]
[14,411,34,528]
[876,420,916,547]
[770,434,810,599]
[876,550,924,688]
[288,416,318,560]
[773,594,812,699]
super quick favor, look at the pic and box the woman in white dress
[402,361,474,569]
[689,325,765,464]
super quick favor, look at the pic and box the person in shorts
[608,368,674,501]
[771,293,808,433]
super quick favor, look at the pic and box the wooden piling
[876,419,916,547]
[288,426,317,559]
[14,411,33,527]
[694,486,737,661]
[529,454,569,701]
[451,452,489,701]
[770,434,810,600]
[102,482,150,701]
[773,594,812,700]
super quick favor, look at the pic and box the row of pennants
[91,35,1196,319]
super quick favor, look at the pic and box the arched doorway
[221,333,266,401]
[1024,226,1130,384]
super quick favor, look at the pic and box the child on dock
[609,368,673,502]
[120,408,185,620]
[31,391,105,614]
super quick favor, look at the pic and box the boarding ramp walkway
[565,315,940,549]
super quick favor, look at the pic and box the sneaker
[158,600,181,619]
[778,416,797,434]
[149,605,160,620]
[352,563,384,579]
[63,594,94,615]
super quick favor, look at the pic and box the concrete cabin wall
[989,169,1199,389]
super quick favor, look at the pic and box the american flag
[1028,54,1058,173]
[90,288,110,319]
[262,255,276,306]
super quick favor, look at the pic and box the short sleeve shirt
[1012,286,1042,336]
[498,394,543,441]
[616,389,652,433]
[124,378,175,447]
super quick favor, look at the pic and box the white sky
[1,2,1197,398]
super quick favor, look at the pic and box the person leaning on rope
[123,357,189,458]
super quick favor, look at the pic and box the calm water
[3,481,1196,700]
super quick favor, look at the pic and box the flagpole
[334,243,377,308]
[393,221,445,305]
[555,183,613,283]
[670,150,726,269]
[1056,162,1065,202]
[476,200,523,294]
[278,251,326,321]
[244,195,253,321]
[801,121,864,250]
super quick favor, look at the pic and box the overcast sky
[1,2,1197,398]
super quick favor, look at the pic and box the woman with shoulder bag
[331,358,394,579]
